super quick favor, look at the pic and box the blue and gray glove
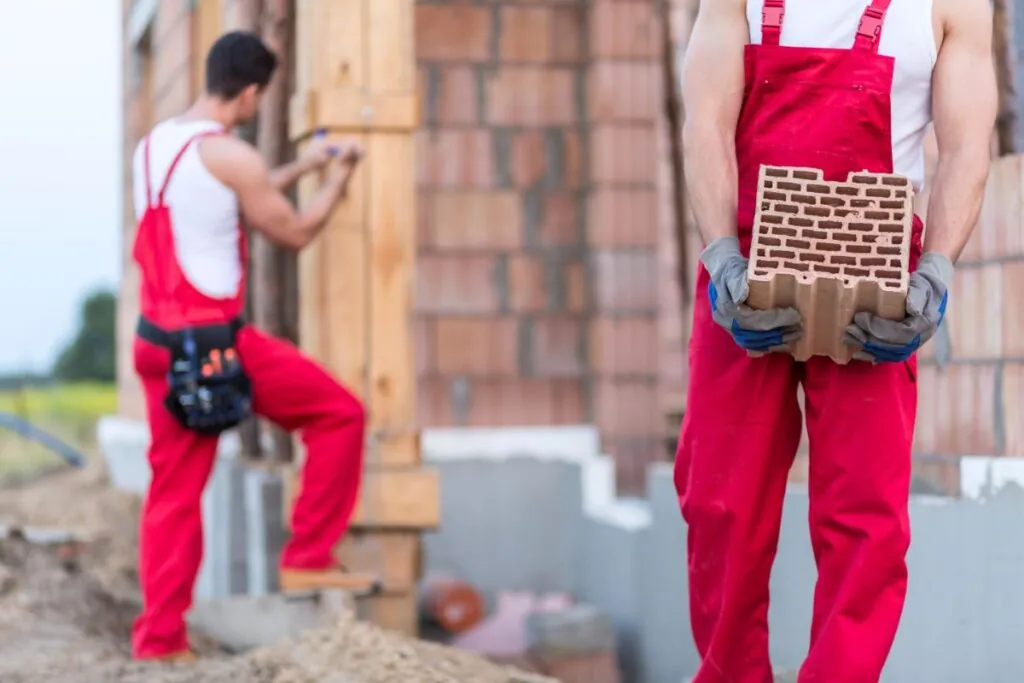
[843,252,953,363]
[702,237,803,353]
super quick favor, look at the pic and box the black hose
[0,411,86,468]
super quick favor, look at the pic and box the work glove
[702,237,803,352]
[843,252,953,363]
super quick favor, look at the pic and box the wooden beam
[190,0,222,99]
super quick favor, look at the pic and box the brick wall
[415,0,666,491]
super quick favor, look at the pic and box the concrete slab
[187,590,352,653]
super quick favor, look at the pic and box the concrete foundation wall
[99,419,1024,682]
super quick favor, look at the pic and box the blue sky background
[0,1,122,374]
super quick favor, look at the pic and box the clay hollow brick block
[747,166,914,364]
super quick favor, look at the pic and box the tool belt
[137,316,252,435]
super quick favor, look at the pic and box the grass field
[0,383,117,481]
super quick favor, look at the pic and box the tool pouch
[138,317,252,435]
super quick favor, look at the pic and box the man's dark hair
[205,31,278,99]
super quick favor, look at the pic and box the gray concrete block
[525,604,616,659]
[187,591,351,653]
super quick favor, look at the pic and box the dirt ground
[0,461,554,683]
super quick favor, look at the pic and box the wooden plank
[353,468,440,529]
[369,430,421,468]
[289,90,419,139]
[190,0,222,99]
[284,467,440,530]
[356,592,419,636]
[295,168,328,362]
[367,133,416,434]
[337,531,421,593]
[368,0,416,92]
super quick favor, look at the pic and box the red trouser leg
[131,338,220,658]
[235,327,366,570]
[798,357,915,683]
[675,275,803,683]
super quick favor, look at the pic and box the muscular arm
[199,136,356,250]
[268,156,320,191]
[924,0,997,261]
[681,0,748,245]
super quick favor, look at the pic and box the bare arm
[681,0,749,245]
[199,136,358,250]
[268,156,320,191]
[924,0,997,261]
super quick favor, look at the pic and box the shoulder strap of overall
[144,129,226,208]
[761,0,786,47]
[852,0,893,54]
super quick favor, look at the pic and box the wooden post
[993,0,1020,156]
[253,0,296,463]
[289,0,438,635]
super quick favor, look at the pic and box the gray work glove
[843,252,953,363]
[702,237,803,352]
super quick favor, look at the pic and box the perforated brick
[747,166,914,364]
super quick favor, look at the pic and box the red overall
[130,131,366,658]
[674,1,923,681]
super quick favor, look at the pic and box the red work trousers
[675,269,915,683]
[130,325,365,658]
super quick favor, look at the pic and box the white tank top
[132,118,242,298]
[746,0,937,191]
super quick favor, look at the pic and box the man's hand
[299,134,342,170]
[843,253,953,363]
[702,237,802,352]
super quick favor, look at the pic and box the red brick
[607,436,661,494]
[485,68,575,125]
[589,317,659,375]
[551,8,585,63]
[539,194,580,247]
[1005,364,1024,456]
[417,191,434,246]
[435,318,518,376]
[417,254,501,314]
[922,364,998,456]
[432,192,522,249]
[466,379,586,426]
[949,264,1002,360]
[563,130,584,189]
[414,318,435,378]
[530,319,585,377]
[500,7,553,62]
[508,255,547,313]
[437,66,478,124]
[418,129,494,189]
[564,260,588,313]
[588,61,661,123]
[590,2,659,60]
[594,379,661,438]
[415,6,492,61]
[418,378,454,427]
[590,125,658,185]
[592,250,659,311]
[512,132,546,188]
[1002,261,1024,357]
[588,189,659,248]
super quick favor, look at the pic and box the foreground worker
[677,0,995,680]
[130,31,378,661]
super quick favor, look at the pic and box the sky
[0,1,122,374]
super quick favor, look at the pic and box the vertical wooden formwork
[288,0,439,635]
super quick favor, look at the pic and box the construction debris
[0,463,555,683]
[748,166,915,363]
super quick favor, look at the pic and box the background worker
[676,0,995,680]
[130,31,377,662]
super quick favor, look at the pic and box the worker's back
[746,0,936,190]
[131,118,240,298]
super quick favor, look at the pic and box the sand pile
[0,462,555,683]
